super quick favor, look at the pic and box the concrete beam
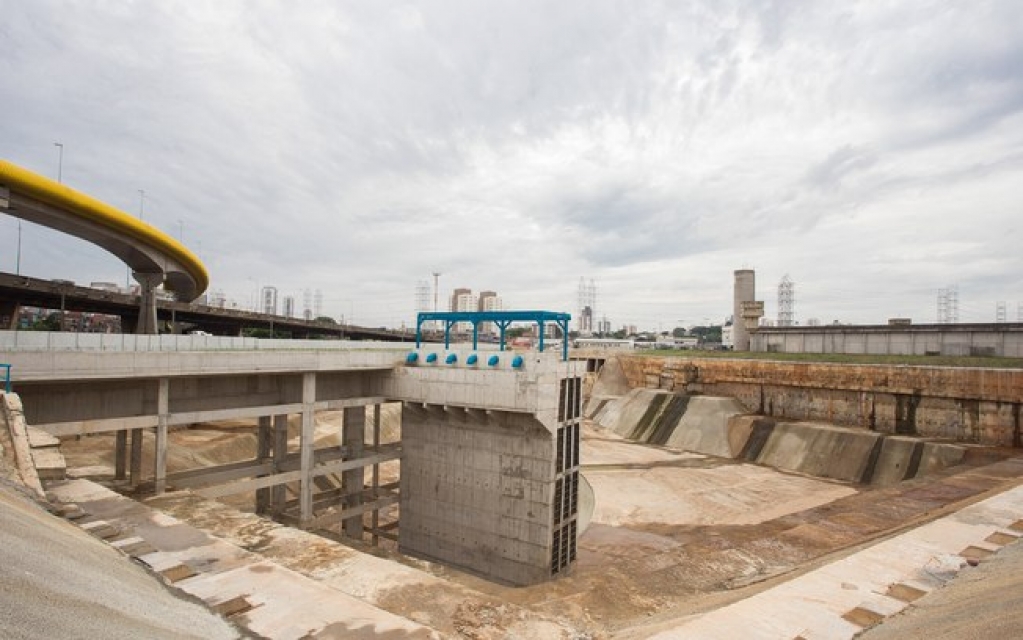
[194,448,401,499]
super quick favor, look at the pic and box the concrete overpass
[0,271,415,340]
[0,159,207,333]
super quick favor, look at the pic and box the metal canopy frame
[415,310,572,361]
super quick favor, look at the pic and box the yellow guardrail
[0,159,209,298]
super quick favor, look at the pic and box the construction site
[3,339,1023,639]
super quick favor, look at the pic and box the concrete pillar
[271,414,288,515]
[115,430,128,480]
[155,378,169,494]
[0,300,20,330]
[733,269,755,351]
[342,405,365,539]
[371,403,381,546]
[129,428,143,488]
[132,271,164,335]
[255,415,272,514]
[299,372,316,524]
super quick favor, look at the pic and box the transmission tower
[937,285,959,324]
[302,289,313,320]
[777,275,795,326]
[415,280,431,315]
[996,301,1007,323]
[577,277,597,335]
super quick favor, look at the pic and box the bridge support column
[299,372,316,524]
[155,379,169,494]
[129,428,143,488]
[342,405,365,539]
[115,430,127,480]
[133,271,164,335]
[0,300,19,330]
[370,403,381,546]
[255,415,272,514]
[271,414,289,515]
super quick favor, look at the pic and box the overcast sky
[2,1,1021,330]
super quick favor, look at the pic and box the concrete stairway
[46,478,586,639]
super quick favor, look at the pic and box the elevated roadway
[1,159,207,333]
[0,271,415,340]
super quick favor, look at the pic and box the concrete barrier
[591,388,967,485]
[755,422,881,483]
[664,397,750,458]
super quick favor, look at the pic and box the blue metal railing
[1,364,10,393]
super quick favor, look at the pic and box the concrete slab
[48,479,442,639]
[26,425,61,448]
[30,446,66,480]
[581,431,856,527]
[624,483,1023,639]
[0,480,240,640]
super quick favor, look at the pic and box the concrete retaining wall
[592,388,967,486]
[614,356,1023,446]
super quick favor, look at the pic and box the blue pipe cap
[405,352,419,364]
[487,355,500,366]
[445,353,457,364]
[512,355,524,368]
[425,352,438,363]
[466,354,478,365]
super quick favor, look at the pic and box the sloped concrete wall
[615,356,1023,446]
[591,388,967,486]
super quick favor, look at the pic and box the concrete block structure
[385,349,585,585]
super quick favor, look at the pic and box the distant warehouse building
[751,322,1023,358]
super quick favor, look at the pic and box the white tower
[778,275,795,327]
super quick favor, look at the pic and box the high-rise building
[450,287,472,311]
[578,277,596,335]
[450,287,477,332]
[261,286,278,316]
[478,290,502,335]
[282,295,295,318]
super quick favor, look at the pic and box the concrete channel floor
[30,420,1023,639]
[627,478,1023,638]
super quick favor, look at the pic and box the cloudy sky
[2,1,1021,330]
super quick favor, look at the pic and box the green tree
[30,313,62,331]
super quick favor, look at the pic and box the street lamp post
[15,221,21,275]
[53,142,64,183]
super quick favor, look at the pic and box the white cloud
[1,0,1021,330]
